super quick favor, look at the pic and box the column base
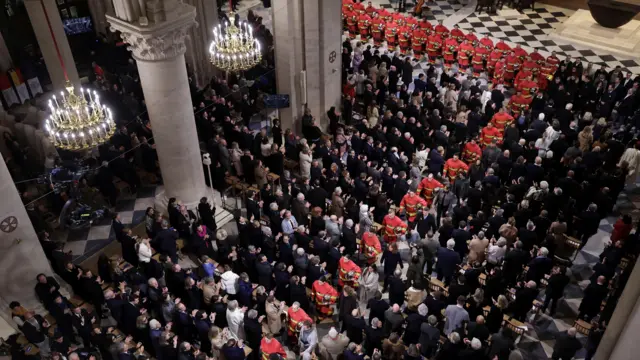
[154,187,208,213]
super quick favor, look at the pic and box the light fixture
[39,0,114,151]
[209,0,261,72]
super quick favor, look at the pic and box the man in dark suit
[414,74,427,93]
[71,306,95,348]
[154,221,179,263]
[525,247,553,284]
[577,203,601,248]
[105,290,126,328]
[503,241,530,286]
[34,274,62,311]
[22,312,50,355]
[367,292,389,326]
[246,191,261,222]
[436,240,462,285]
[122,295,143,335]
[579,276,609,321]
[511,280,538,321]
[452,221,471,260]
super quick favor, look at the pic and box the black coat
[198,202,217,231]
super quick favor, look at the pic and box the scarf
[197,225,208,238]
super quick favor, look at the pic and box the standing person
[198,197,217,232]
[579,276,608,321]
[542,266,570,316]
[444,296,470,335]
[21,312,51,357]
[551,328,583,360]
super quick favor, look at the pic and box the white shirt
[487,244,506,264]
[226,309,245,340]
[220,271,239,295]
[137,242,152,263]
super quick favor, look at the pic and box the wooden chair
[574,319,592,336]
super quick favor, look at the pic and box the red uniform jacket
[434,24,449,37]
[427,34,443,55]
[521,60,538,74]
[514,47,528,61]
[406,16,418,30]
[443,38,458,61]
[361,232,382,264]
[412,29,427,52]
[519,80,538,98]
[481,126,502,146]
[480,37,493,51]
[382,214,407,243]
[444,158,470,183]
[514,69,533,88]
[312,281,338,305]
[450,28,465,43]
[287,307,312,335]
[400,194,427,221]
[358,14,372,35]
[371,18,385,42]
[546,55,560,68]
[472,47,488,72]
[346,11,358,34]
[504,54,521,80]
[462,142,482,164]
[495,41,511,55]
[458,43,474,66]
[465,32,478,45]
[530,51,545,65]
[493,60,506,82]
[261,338,287,360]
[398,25,412,49]
[338,257,362,287]
[509,94,529,116]
[491,112,514,133]
[385,22,399,44]
[419,20,433,34]
[417,177,443,205]
[365,4,377,15]
[487,50,502,70]
[378,8,392,22]
[392,13,404,25]
[352,1,365,14]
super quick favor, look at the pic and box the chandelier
[209,2,261,72]
[45,82,115,151]
[38,0,114,151]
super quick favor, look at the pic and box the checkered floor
[372,0,465,22]
[457,6,640,74]
[58,185,235,264]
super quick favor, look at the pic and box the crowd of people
[7,1,640,360]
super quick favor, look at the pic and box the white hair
[471,338,482,350]
[149,319,161,330]
[447,239,456,249]
[418,303,429,316]
[360,204,369,213]
[334,187,342,194]
[538,113,545,121]
[296,248,305,256]
[345,219,354,228]
[539,247,549,256]
[566,103,573,110]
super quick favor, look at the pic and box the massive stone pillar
[594,257,640,360]
[0,152,54,314]
[24,0,80,89]
[87,0,111,35]
[184,0,218,89]
[272,0,342,132]
[107,0,207,209]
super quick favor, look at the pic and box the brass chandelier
[209,1,261,72]
[39,0,114,151]
[45,82,115,151]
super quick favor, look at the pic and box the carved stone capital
[106,4,197,61]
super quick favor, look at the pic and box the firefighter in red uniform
[358,11,372,40]
[513,44,528,62]
[495,40,511,55]
[417,173,443,207]
[419,19,432,35]
[412,27,427,57]
[406,16,418,30]
[509,91,529,119]
[382,209,407,244]
[518,75,538,100]
[493,59,506,84]
[338,255,361,288]
[465,32,478,46]
[399,189,427,223]
[261,334,287,360]
[392,12,404,25]
[352,0,365,14]
[371,13,385,46]
[361,231,382,265]
[426,32,442,64]
[487,48,502,77]
[365,1,377,15]
[504,51,521,86]
[480,34,493,51]
[457,39,474,69]
[514,68,532,90]
[472,46,488,76]
[346,11,358,39]
[343,0,354,29]
[434,20,449,38]
[443,154,469,185]
[462,138,482,165]
[443,36,458,68]
[311,276,338,321]
[480,122,502,147]
[490,107,514,135]
[450,24,464,43]
[385,20,399,51]
[378,8,392,23]
[546,51,560,69]
[287,304,312,343]
[398,20,412,55]
[530,50,545,66]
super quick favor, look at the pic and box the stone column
[24,0,80,89]
[272,0,305,132]
[271,0,342,132]
[87,0,110,35]
[594,256,640,359]
[0,32,12,72]
[184,0,218,89]
[0,152,54,313]
[107,0,207,210]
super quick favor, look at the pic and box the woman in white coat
[136,238,153,264]
[299,145,312,179]
[225,300,246,340]
[358,265,379,304]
